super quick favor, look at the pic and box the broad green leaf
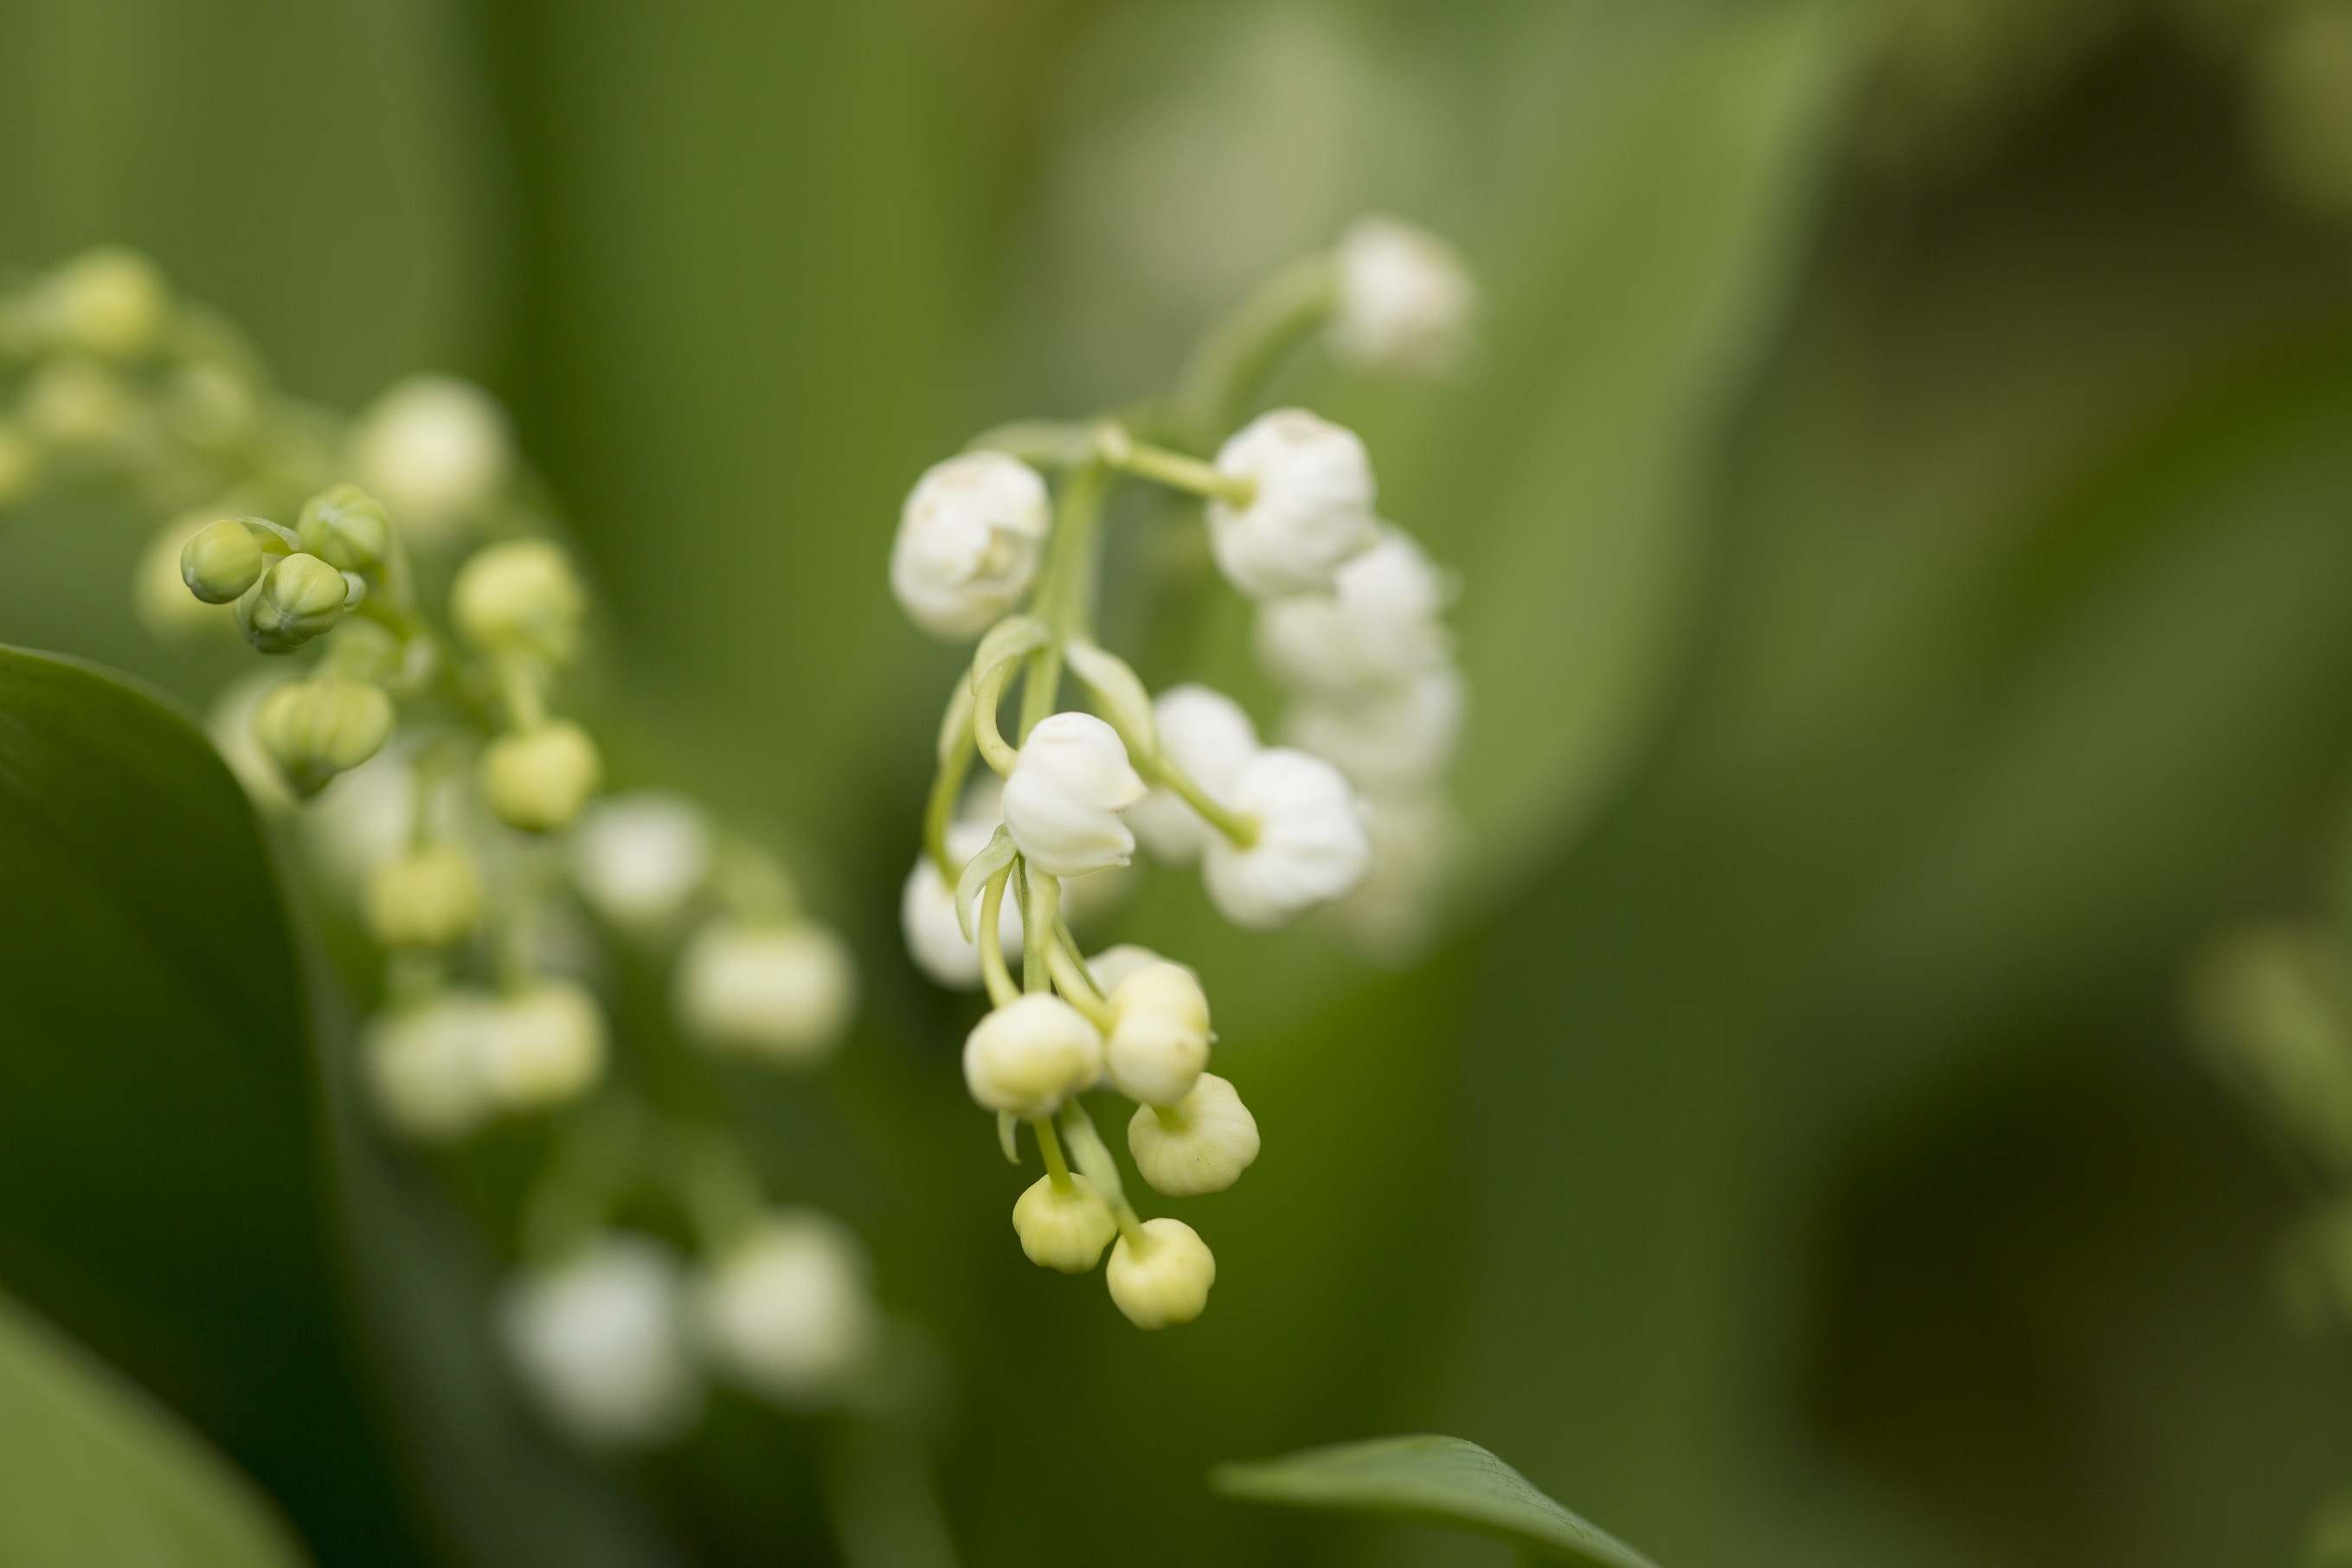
[0,645,425,1564]
[1211,1434,1661,1567]
[0,1289,307,1568]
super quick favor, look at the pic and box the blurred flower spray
[0,247,947,1553]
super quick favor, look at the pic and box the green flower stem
[1046,941,1113,1031]
[926,686,978,881]
[977,862,1019,1008]
[1021,862,1059,996]
[1167,253,1340,448]
[965,419,1093,468]
[1031,1115,1075,1195]
[1107,436,1255,506]
[971,656,1023,774]
[1148,753,1261,849]
[1059,1098,1147,1248]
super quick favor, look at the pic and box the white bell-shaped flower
[568,792,711,931]
[1285,665,1465,793]
[1207,409,1378,597]
[1106,1218,1216,1330]
[1254,529,1450,696]
[500,1236,702,1449]
[675,922,857,1065]
[350,376,512,543]
[901,819,1025,988]
[1329,215,1475,376]
[1128,1071,1261,1196]
[363,994,499,1141]
[1012,1174,1119,1273]
[1102,961,1212,1107]
[962,993,1103,1118]
[480,980,608,1112]
[890,451,1051,639]
[1000,712,1147,878]
[694,1211,876,1407]
[1202,749,1372,929]
[1127,684,1260,865]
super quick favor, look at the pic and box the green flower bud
[44,247,168,358]
[365,844,486,948]
[1011,1174,1117,1274]
[254,678,395,796]
[180,518,267,604]
[297,483,392,572]
[236,552,352,654]
[453,539,584,664]
[482,721,601,832]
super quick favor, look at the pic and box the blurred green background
[4,0,2352,1564]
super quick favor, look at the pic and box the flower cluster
[0,246,896,1458]
[890,215,1473,1327]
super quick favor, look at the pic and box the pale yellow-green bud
[0,421,39,508]
[961,993,1102,1118]
[297,484,391,573]
[482,721,601,832]
[453,539,584,664]
[1127,1072,1259,1197]
[180,518,267,604]
[1012,1174,1118,1273]
[137,517,237,645]
[1102,961,1211,1107]
[365,844,486,948]
[1106,1217,1215,1329]
[44,247,168,357]
[236,552,352,654]
[254,678,395,797]
[479,981,607,1110]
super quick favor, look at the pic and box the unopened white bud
[480,980,607,1111]
[1330,215,1475,376]
[1085,943,1165,996]
[1103,961,1211,1107]
[1128,1072,1260,1197]
[363,994,498,1141]
[675,922,857,1065]
[1001,712,1147,877]
[962,993,1103,1118]
[350,376,513,543]
[453,539,585,665]
[1203,749,1371,929]
[1106,1218,1215,1330]
[1127,684,1259,865]
[482,721,601,832]
[500,1237,701,1449]
[901,819,1023,989]
[1011,1175,1118,1273]
[1207,409,1378,597]
[1254,529,1450,696]
[890,451,1051,639]
[364,843,485,948]
[569,792,712,930]
[694,1211,876,1406]
[43,247,168,357]
[1285,665,1464,793]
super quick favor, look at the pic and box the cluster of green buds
[890,215,1475,1328]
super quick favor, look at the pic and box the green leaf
[1211,1434,1661,1567]
[0,1288,308,1567]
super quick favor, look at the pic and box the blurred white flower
[1332,790,1460,960]
[207,671,299,813]
[1001,712,1148,877]
[1127,1071,1261,1197]
[1254,528,1450,696]
[363,994,499,1142]
[902,819,1024,989]
[1105,1218,1216,1330]
[569,792,712,932]
[890,451,1051,639]
[1284,665,1464,793]
[1202,748,1371,929]
[963,993,1104,1118]
[675,922,857,1065]
[350,376,513,544]
[694,1211,876,1407]
[1208,409,1378,596]
[1128,684,1260,864]
[500,1237,701,1449]
[479,980,607,1111]
[40,247,167,358]
[364,842,485,949]
[481,721,602,834]
[1329,214,1475,375]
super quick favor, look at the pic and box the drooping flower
[890,450,1051,639]
[1201,749,1372,929]
[1000,712,1147,877]
[1206,409,1378,597]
